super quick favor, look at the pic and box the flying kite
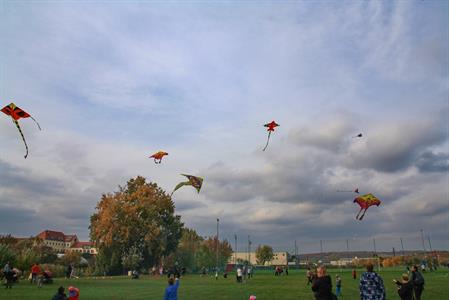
[337,188,359,194]
[352,133,363,138]
[262,120,279,151]
[171,174,203,196]
[149,151,168,164]
[353,193,381,220]
[1,102,41,158]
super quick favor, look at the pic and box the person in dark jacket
[52,286,68,300]
[394,273,414,300]
[410,265,425,300]
[311,266,334,300]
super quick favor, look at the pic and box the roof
[64,235,78,242]
[37,230,77,242]
[37,230,65,241]
[71,241,94,248]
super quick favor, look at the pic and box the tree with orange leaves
[90,176,183,275]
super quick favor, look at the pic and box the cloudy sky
[1,1,448,253]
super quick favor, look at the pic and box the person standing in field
[236,266,242,283]
[410,265,425,300]
[352,268,357,280]
[335,275,342,297]
[3,262,13,289]
[394,273,413,300]
[307,267,313,285]
[31,263,41,284]
[163,275,180,300]
[359,263,386,300]
[311,266,334,300]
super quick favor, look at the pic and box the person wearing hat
[68,286,80,300]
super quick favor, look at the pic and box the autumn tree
[90,176,183,275]
[255,244,274,265]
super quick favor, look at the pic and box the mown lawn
[0,268,448,300]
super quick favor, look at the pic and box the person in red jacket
[68,286,80,300]
[31,263,41,284]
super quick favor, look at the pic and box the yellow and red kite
[1,103,41,158]
[353,193,381,220]
[149,151,168,164]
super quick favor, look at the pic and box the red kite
[262,120,279,151]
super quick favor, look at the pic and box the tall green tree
[255,244,274,265]
[0,244,17,267]
[195,236,233,271]
[90,176,183,274]
[174,228,203,272]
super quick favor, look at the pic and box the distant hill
[293,250,448,262]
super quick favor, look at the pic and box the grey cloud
[0,159,66,197]
[415,151,449,173]
[175,200,207,211]
[344,119,447,173]
[289,118,354,152]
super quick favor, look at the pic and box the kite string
[13,120,29,159]
[30,116,41,130]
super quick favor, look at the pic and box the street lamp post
[216,218,219,279]
[234,234,237,265]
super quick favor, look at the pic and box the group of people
[31,263,54,287]
[236,265,252,283]
[51,286,80,300]
[309,263,425,300]
[274,265,288,276]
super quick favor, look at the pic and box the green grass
[1,268,448,299]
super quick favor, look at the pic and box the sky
[0,1,448,253]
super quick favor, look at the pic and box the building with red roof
[36,230,96,254]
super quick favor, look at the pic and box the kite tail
[30,116,42,131]
[13,120,29,159]
[262,131,272,151]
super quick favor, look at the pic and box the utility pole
[295,240,298,267]
[400,238,405,256]
[216,218,219,277]
[248,235,252,265]
[320,240,323,254]
[346,239,349,252]
[427,236,433,252]
[373,238,377,254]
[420,229,426,252]
[234,234,237,264]
[393,247,396,257]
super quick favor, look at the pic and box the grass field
[1,268,448,300]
